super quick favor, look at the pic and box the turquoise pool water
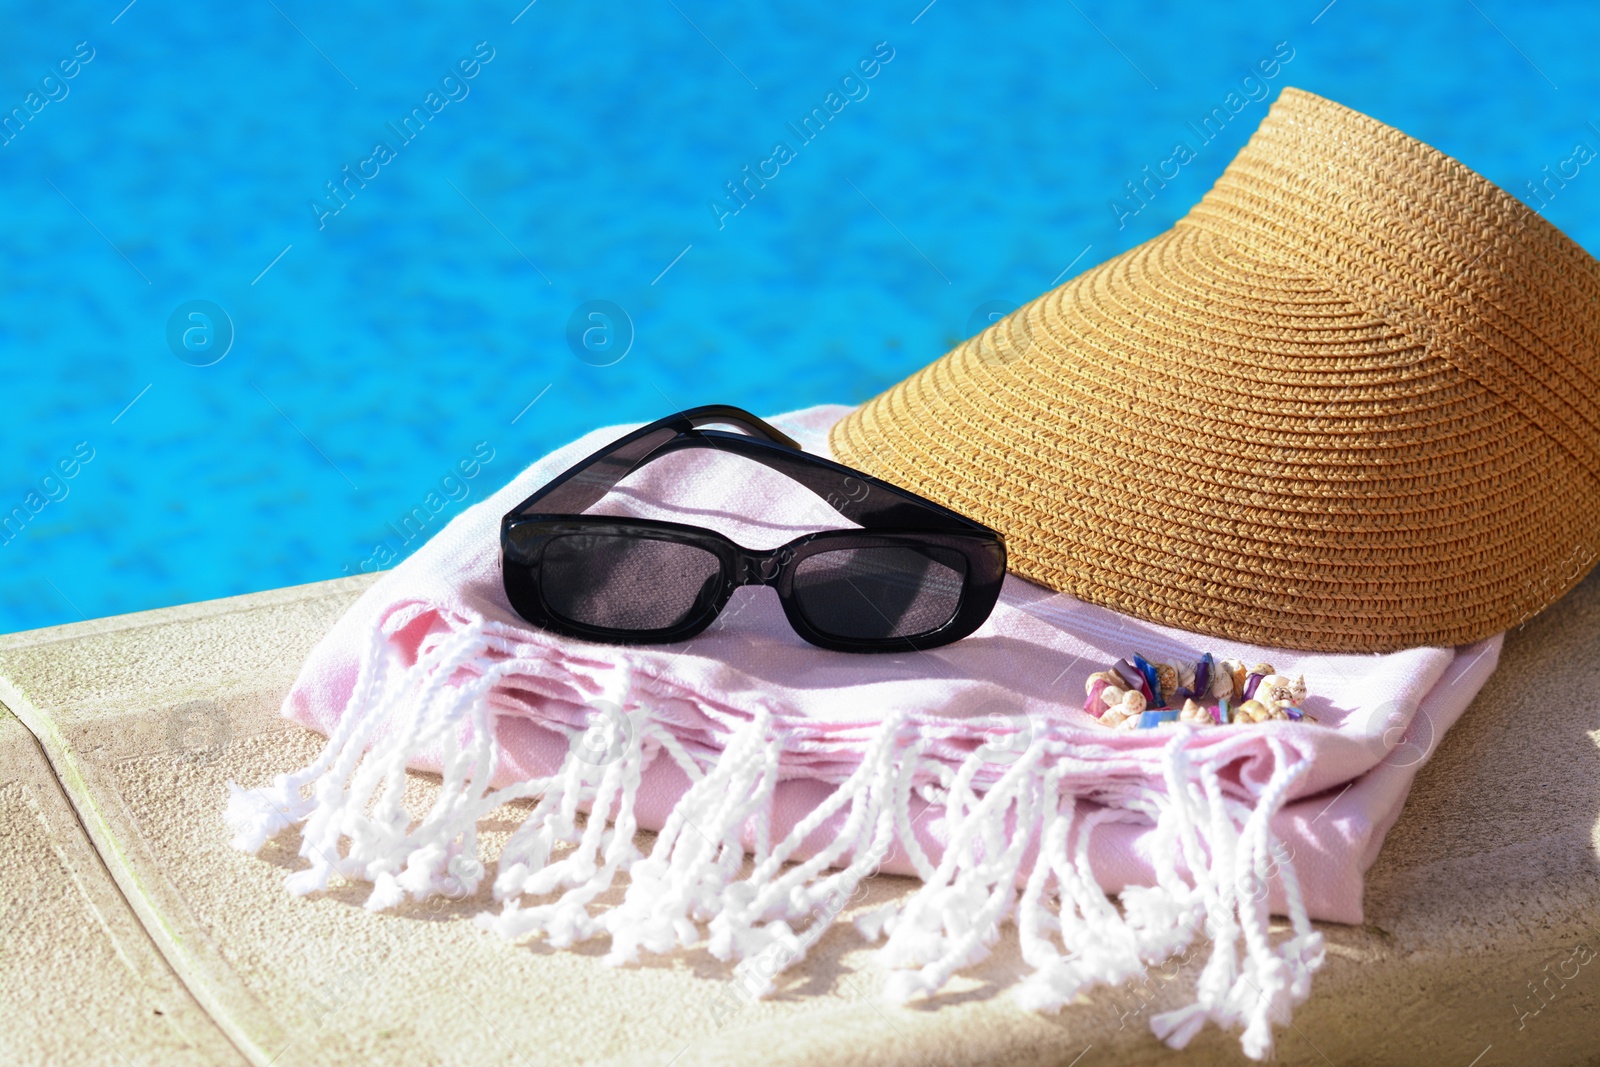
[3,1,1598,633]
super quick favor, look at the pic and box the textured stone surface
[1,570,1598,1066]
[0,707,244,1066]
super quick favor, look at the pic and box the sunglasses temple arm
[648,433,979,531]
[511,406,799,517]
[673,405,801,451]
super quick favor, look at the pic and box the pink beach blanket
[227,405,1502,1061]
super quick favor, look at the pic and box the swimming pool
[3,1,1597,633]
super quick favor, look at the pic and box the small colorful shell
[1117,658,1156,704]
[1085,670,1121,697]
[1255,697,1288,721]
[1194,653,1214,699]
[1235,699,1269,723]
[1209,665,1236,701]
[1259,674,1296,705]
[1155,663,1179,706]
[1131,654,1164,706]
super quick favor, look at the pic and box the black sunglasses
[499,405,1006,653]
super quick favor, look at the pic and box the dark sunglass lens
[541,534,722,631]
[791,545,967,640]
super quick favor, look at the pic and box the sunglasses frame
[500,405,1006,653]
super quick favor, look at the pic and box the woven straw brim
[830,88,1600,653]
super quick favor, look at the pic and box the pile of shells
[1083,653,1315,731]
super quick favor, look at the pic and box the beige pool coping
[1,571,1598,1066]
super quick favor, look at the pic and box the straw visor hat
[830,88,1600,653]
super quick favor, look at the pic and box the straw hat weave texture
[830,87,1600,652]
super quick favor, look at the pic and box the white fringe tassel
[226,625,1324,1060]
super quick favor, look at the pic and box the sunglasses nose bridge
[736,547,787,587]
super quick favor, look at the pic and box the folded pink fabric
[227,404,1501,1061]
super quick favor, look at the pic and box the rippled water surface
[3,1,1596,632]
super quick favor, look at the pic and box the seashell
[1132,654,1164,705]
[1208,666,1235,700]
[1116,659,1155,704]
[1120,690,1148,715]
[1231,663,1249,702]
[1251,700,1290,722]
[1179,698,1210,724]
[1177,662,1196,691]
[1290,674,1308,703]
[1085,670,1120,697]
[1250,662,1275,677]
[1101,686,1127,709]
[1235,699,1268,723]
[1155,663,1178,705]
[1085,679,1111,718]
[1260,675,1299,710]
[1116,713,1140,731]
[1101,705,1128,728]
